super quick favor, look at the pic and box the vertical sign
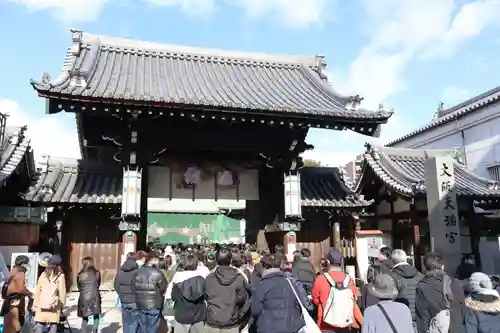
[284,173,302,219]
[424,155,461,274]
[121,167,142,217]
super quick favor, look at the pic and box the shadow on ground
[101,323,121,333]
[64,320,121,333]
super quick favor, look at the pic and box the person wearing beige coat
[33,255,67,333]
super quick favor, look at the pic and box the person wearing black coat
[205,248,250,333]
[251,253,313,333]
[132,251,168,333]
[378,246,395,274]
[77,257,102,333]
[114,253,139,333]
[415,253,465,333]
[171,254,206,333]
[291,248,315,295]
[389,250,423,330]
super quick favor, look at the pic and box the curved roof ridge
[85,32,321,67]
[369,145,421,185]
[336,165,356,192]
[374,144,454,158]
[363,148,413,195]
[455,163,500,189]
[29,29,386,116]
[0,125,31,178]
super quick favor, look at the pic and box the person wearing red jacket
[312,248,363,332]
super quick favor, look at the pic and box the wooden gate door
[66,210,121,291]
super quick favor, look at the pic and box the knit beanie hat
[469,272,493,294]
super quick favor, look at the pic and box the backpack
[322,272,354,328]
[38,274,60,310]
[428,275,453,333]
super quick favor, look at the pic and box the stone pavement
[65,292,123,333]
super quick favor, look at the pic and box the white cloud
[0,100,80,163]
[313,0,500,168]
[8,0,109,22]
[330,0,500,107]
[440,86,471,106]
[9,0,331,25]
[234,0,333,28]
[144,0,216,16]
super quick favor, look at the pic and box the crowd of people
[112,243,500,333]
[1,244,500,333]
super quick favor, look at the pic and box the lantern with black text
[121,167,142,217]
[284,173,302,219]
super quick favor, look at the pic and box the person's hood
[206,261,217,270]
[380,258,394,269]
[465,293,500,314]
[171,269,203,284]
[392,263,421,279]
[176,276,205,301]
[421,269,446,295]
[214,266,240,286]
[121,258,139,272]
[261,268,284,279]
[296,257,310,265]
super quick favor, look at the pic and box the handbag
[285,279,321,333]
[377,304,398,333]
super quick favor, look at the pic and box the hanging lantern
[284,173,302,219]
[121,167,142,217]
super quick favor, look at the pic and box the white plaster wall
[148,166,259,200]
[391,102,500,179]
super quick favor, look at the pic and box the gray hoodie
[361,300,415,333]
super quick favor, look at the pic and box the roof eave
[40,93,392,127]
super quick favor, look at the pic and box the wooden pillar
[410,203,421,270]
[468,204,481,268]
[332,221,341,250]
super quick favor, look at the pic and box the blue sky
[1,0,500,164]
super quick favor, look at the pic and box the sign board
[425,155,461,273]
[121,167,142,217]
[118,220,141,231]
[11,253,39,293]
[277,222,301,232]
[284,173,302,219]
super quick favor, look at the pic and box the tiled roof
[30,29,392,136]
[23,161,371,207]
[0,126,35,186]
[387,85,500,146]
[23,157,122,204]
[301,167,373,207]
[356,145,500,198]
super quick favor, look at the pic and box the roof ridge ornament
[433,101,445,120]
[314,55,327,81]
[30,28,84,89]
[346,95,364,110]
[451,147,465,164]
